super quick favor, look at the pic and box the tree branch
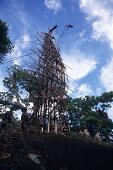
[0,99,23,109]
[9,72,21,104]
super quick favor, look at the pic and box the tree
[0,19,14,63]
[2,65,33,109]
[66,93,113,143]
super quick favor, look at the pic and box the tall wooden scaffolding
[28,31,68,133]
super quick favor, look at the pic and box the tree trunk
[47,114,50,133]
[54,119,57,134]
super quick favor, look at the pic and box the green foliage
[0,19,14,63]
[3,64,39,104]
[0,92,14,115]
[66,93,113,143]
[0,92,13,101]
[3,65,31,93]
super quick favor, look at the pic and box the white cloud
[10,0,30,30]
[79,30,85,37]
[107,104,113,120]
[67,81,78,95]
[76,84,93,98]
[44,0,62,13]
[67,82,94,97]
[79,0,113,50]
[0,70,7,92]
[8,34,31,65]
[0,0,32,65]
[62,49,96,96]
[100,57,113,91]
[96,87,102,96]
[63,51,97,80]
[22,34,30,42]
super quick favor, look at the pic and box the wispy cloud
[67,80,78,95]
[62,48,96,96]
[107,104,113,120]
[79,0,113,50]
[79,30,85,37]
[63,50,97,80]
[100,57,113,91]
[44,0,62,13]
[96,87,102,96]
[0,0,33,44]
[79,0,113,119]
[0,0,32,96]
[9,0,30,32]
[76,84,94,98]
[7,34,31,65]
[0,70,7,92]
[0,0,32,65]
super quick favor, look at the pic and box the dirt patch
[0,133,113,170]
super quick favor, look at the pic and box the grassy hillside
[0,133,113,170]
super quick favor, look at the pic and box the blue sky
[0,0,113,120]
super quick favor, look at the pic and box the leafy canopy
[66,94,113,143]
[0,19,14,63]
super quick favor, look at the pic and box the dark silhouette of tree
[0,19,14,63]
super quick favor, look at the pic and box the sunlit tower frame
[27,25,72,133]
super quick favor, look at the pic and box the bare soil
[0,133,113,170]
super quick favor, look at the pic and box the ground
[0,132,113,170]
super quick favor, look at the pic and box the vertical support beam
[68,125,70,132]
[54,119,57,134]
[47,115,50,133]
[47,103,50,133]
[41,127,43,133]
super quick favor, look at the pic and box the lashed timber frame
[27,31,68,133]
